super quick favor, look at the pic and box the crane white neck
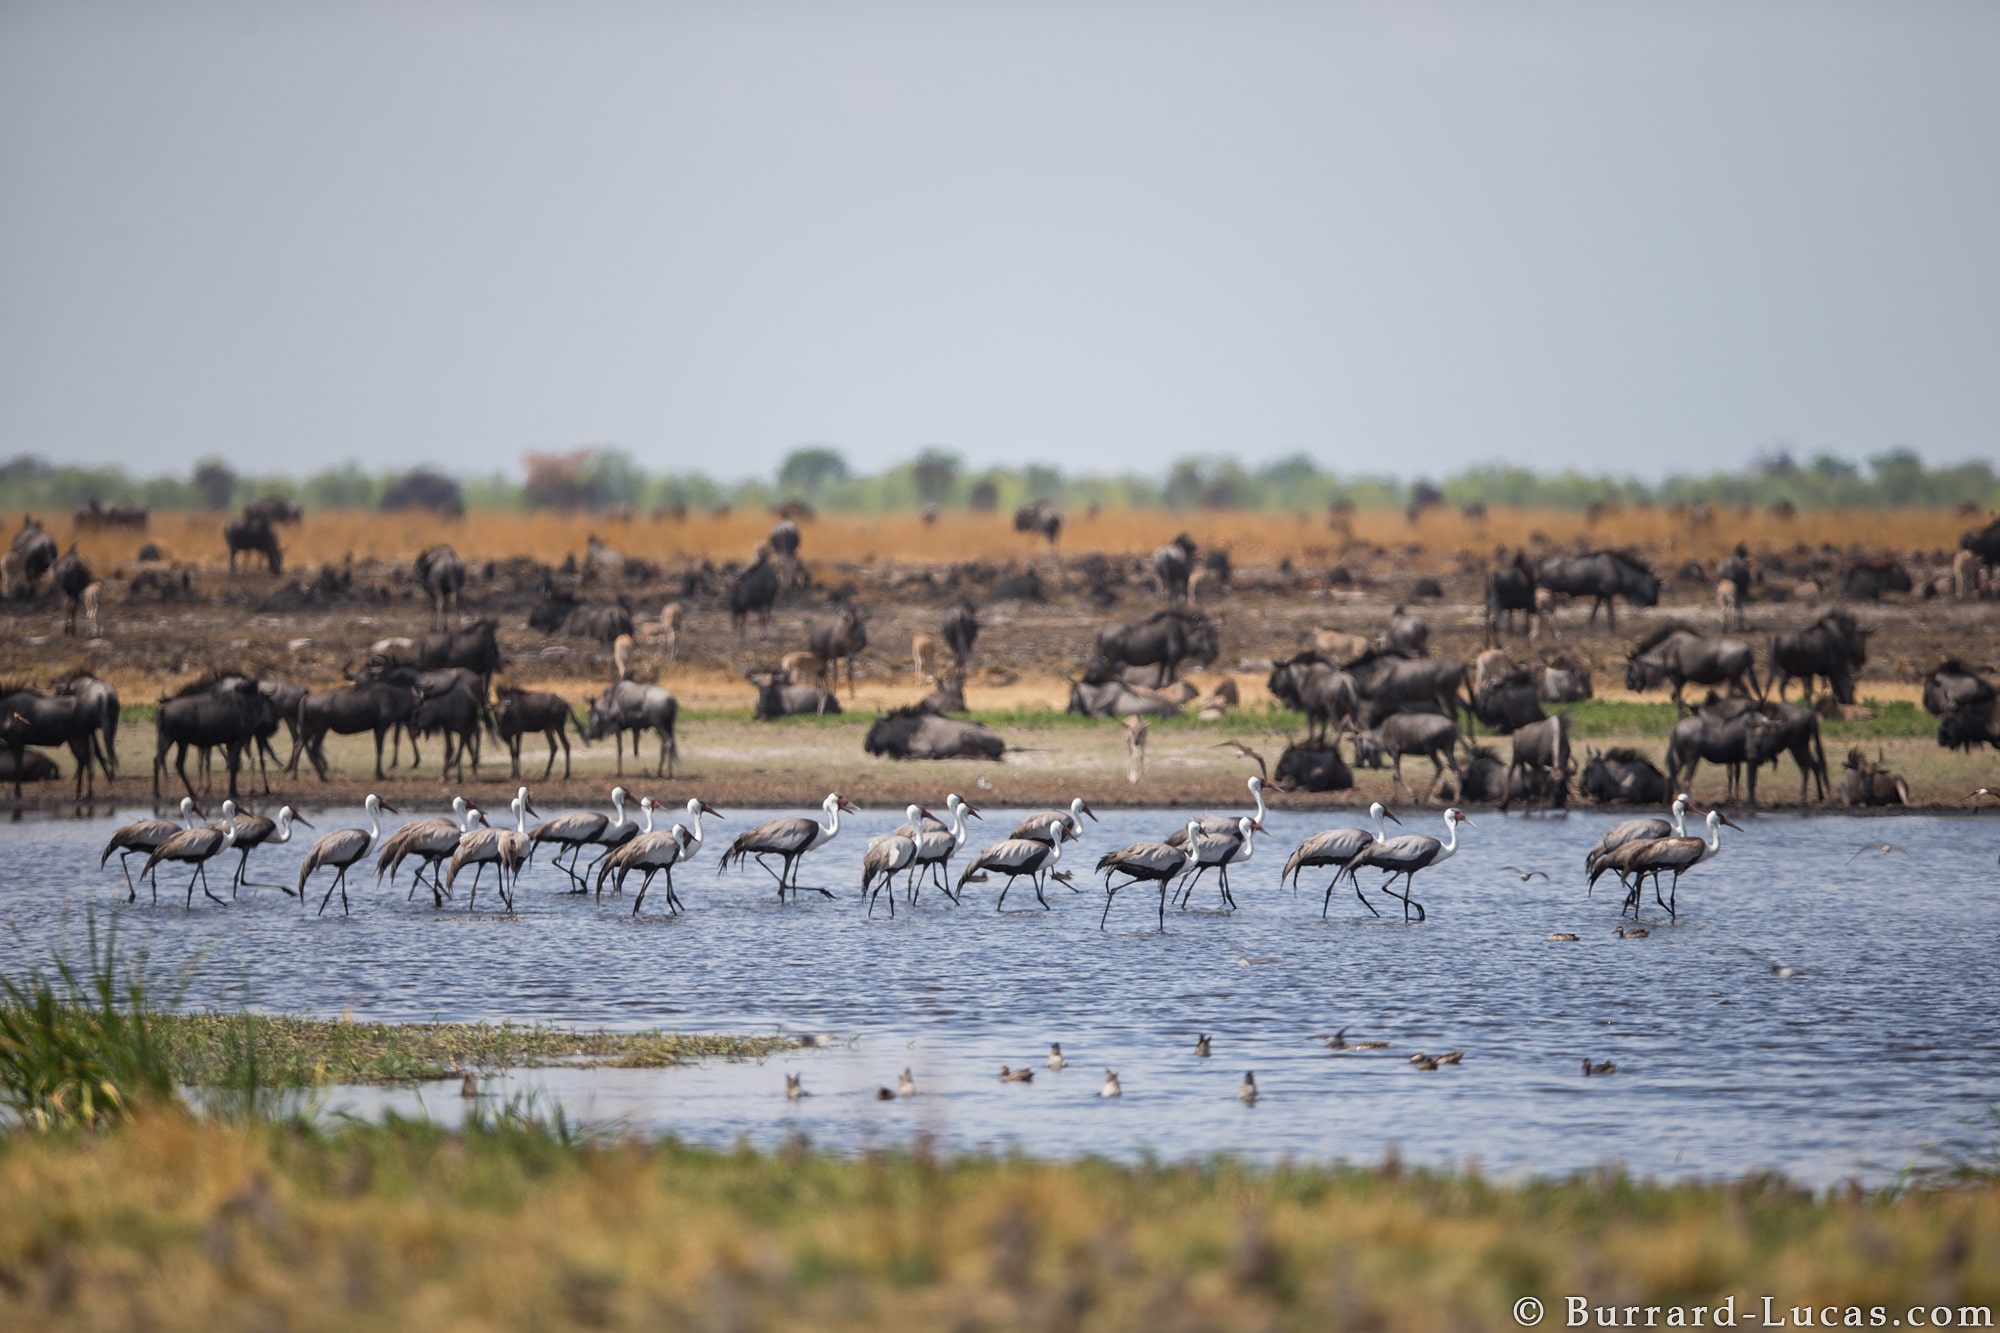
[219,801,239,848]
[684,798,709,844]
[819,794,843,836]
[451,796,471,832]
[363,795,384,845]
[1247,777,1266,824]
[179,797,198,828]
[1671,795,1690,837]
[273,808,298,843]
[609,787,628,829]
[1369,802,1390,839]
[1697,811,1725,858]
[950,798,971,845]
[638,799,657,834]
[1431,811,1464,863]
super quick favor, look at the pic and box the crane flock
[91,774,1754,927]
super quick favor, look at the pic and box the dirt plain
[4,506,1997,816]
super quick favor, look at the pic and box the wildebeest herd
[1,504,1997,810]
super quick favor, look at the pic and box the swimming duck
[1193,1034,1212,1057]
[1436,1050,1463,1065]
[898,1068,919,1097]
[1409,1054,1440,1071]
[1238,1072,1260,1104]
[1317,1029,1390,1051]
[1616,927,1650,939]
[1582,1059,1616,1077]
[785,1073,807,1099]
[1046,1043,1067,1070]
[1000,1066,1034,1083]
[1099,1070,1121,1098]
[1548,932,1580,942]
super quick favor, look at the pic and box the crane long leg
[1099,879,1118,929]
[664,867,683,915]
[633,867,654,914]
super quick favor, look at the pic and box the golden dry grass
[59,505,1976,572]
[0,1112,1992,1331]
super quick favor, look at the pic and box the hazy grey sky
[3,2,1996,482]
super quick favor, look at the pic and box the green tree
[777,446,850,497]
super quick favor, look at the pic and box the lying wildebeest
[864,705,1005,761]
[0,748,59,783]
[1013,501,1060,546]
[1624,625,1759,707]
[1537,549,1659,630]
[749,670,841,719]
[1455,744,1510,804]
[1503,715,1571,811]
[1579,747,1670,805]
[1837,559,1912,602]
[490,687,580,780]
[1838,749,1910,807]
[1469,670,1544,735]
[1153,533,1196,601]
[529,593,634,643]
[1068,672,1184,719]
[1768,610,1868,704]
[415,544,466,629]
[0,681,106,798]
[10,517,57,595]
[224,513,282,573]
[1273,741,1353,793]
[1539,654,1594,703]
[1352,710,1462,803]
[806,604,868,698]
[153,674,274,801]
[941,599,979,666]
[1938,700,2000,752]
[1382,604,1428,658]
[72,499,148,531]
[291,680,418,781]
[1922,659,1995,717]
[731,549,781,633]
[1483,552,1538,645]
[1094,608,1218,686]
[588,680,679,777]
[1265,655,1359,741]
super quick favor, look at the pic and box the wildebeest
[1483,552,1538,645]
[529,592,634,643]
[1663,707,1778,803]
[1537,550,1659,630]
[1013,501,1061,546]
[1937,699,2000,752]
[152,675,274,801]
[10,517,56,595]
[941,599,979,667]
[730,549,781,634]
[1579,747,1669,806]
[750,670,841,719]
[1346,648,1469,725]
[418,620,504,684]
[1838,749,1909,807]
[1094,609,1219,686]
[1382,604,1428,658]
[864,705,1004,761]
[1768,611,1869,704]
[224,514,282,573]
[1503,715,1571,811]
[0,749,59,783]
[1454,744,1509,804]
[1265,655,1359,741]
[587,680,679,777]
[407,676,485,782]
[1153,533,1196,601]
[490,687,580,779]
[291,681,418,781]
[1469,669,1545,735]
[1068,675,1184,719]
[1921,659,1994,717]
[806,604,869,698]
[1273,742,1353,792]
[1960,515,2000,566]
[1837,559,1912,602]
[768,519,801,560]
[242,497,302,524]
[54,674,119,777]
[0,681,107,798]
[415,545,466,629]
[1538,655,1594,703]
[1351,711,1461,803]
[1623,625,1759,707]
[51,546,94,634]
[72,499,148,531]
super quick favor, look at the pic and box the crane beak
[1383,808,1403,825]
[962,803,982,819]
[1081,802,1099,822]
[1455,811,1474,825]
[1719,814,1744,831]
[378,801,401,816]
[1249,820,1266,833]
[837,796,858,813]
[919,807,937,821]
[294,815,315,829]
[700,801,723,819]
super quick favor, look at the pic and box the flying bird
[1499,865,1548,882]
[1846,842,1908,862]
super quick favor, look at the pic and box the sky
[3,1,1997,483]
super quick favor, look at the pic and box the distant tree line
[0,443,1993,516]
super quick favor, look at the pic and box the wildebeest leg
[558,727,571,780]
[175,741,202,804]
[373,726,388,780]
[533,731,549,780]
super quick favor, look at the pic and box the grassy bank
[0,1112,1993,1330]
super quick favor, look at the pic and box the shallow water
[5,802,1996,1184]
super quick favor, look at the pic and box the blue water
[4,801,1996,1184]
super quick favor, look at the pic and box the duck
[1000,1066,1034,1083]
[1193,1033,1212,1057]
[1237,1072,1260,1105]
[1615,926,1650,939]
[1436,1050,1463,1065]
[1046,1043,1067,1070]
[898,1068,918,1097]
[1548,932,1580,942]
[1098,1070,1121,1098]
[785,1073,807,1099]
[1409,1054,1440,1071]
[875,1087,896,1101]
[1582,1059,1616,1077]
[1316,1028,1390,1051]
